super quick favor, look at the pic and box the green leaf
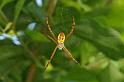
[26,30,49,42]
[61,0,91,12]
[0,45,26,78]
[75,17,124,60]
[0,45,25,61]
[98,61,124,82]
[13,0,25,23]
[63,67,98,82]
[3,22,13,32]
[0,0,14,10]
[0,10,8,26]
[106,0,124,28]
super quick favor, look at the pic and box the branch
[47,0,58,16]
[26,64,36,82]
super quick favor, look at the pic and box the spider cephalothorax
[45,16,79,70]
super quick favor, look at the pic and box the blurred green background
[0,0,124,82]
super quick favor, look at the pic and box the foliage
[0,0,124,82]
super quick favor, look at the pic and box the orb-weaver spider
[45,16,79,69]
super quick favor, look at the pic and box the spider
[45,16,79,69]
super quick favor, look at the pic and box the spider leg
[47,34,57,44]
[46,17,57,41]
[63,46,80,65]
[65,16,75,40]
[45,46,58,70]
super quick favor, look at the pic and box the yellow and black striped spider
[45,16,79,69]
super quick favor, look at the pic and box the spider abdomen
[57,32,65,50]
[58,32,65,44]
